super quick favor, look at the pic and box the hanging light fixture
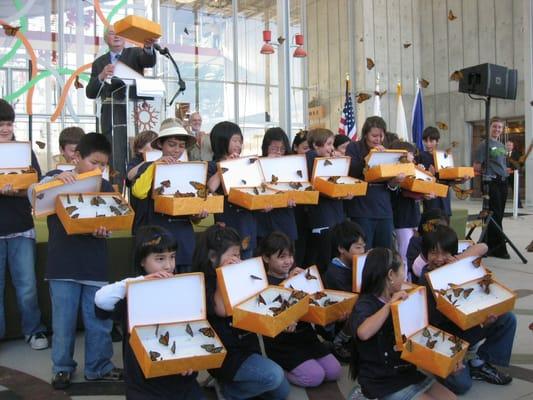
[293,34,307,58]
[260,30,275,54]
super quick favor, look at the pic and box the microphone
[153,43,169,55]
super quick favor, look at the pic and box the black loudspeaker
[458,63,517,100]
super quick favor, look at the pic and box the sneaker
[85,367,123,381]
[26,332,49,350]
[470,362,512,385]
[52,371,71,390]
[332,341,352,363]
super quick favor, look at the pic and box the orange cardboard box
[152,162,223,216]
[353,254,417,293]
[391,287,469,379]
[400,168,449,197]
[128,273,226,378]
[363,150,416,182]
[282,265,357,326]
[216,258,309,338]
[114,15,161,44]
[0,141,37,190]
[311,156,368,198]
[433,150,475,181]
[425,256,516,330]
[55,192,134,235]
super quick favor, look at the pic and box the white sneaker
[26,332,49,350]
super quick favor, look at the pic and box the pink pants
[395,227,415,280]
[286,354,342,387]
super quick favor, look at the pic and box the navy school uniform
[391,190,421,229]
[204,273,261,382]
[344,141,394,249]
[293,205,310,267]
[132,162,195,271]
[255,207,297,243]
[351,294,426,399]
[324,258,352,293]
[262,275,330,371]
[95,300,202,400]
[0,151,41,236]
[126,154,149,235]
[417,150,452,218]
[406,235,423,283]
[207,161,257,258]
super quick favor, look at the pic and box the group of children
[0,96,517,400]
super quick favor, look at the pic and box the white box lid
[412,168,435,181]
[153,162,207,196]
[435,150,455,169]
[127,273,206,332]
[395,286,428,337]
[0,141,31,169]
[312,156,350,179]
[366,150,407,167]
[426,256,487,291]
[56,163,76,172]
[282,265,324,293]
[457,240,474,253]
[353,254,368,293]
[219,156,264,193]
[217,257,268,308]
[259,154,309,182]
[144,149,163,162]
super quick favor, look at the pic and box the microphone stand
[154,44,186,106]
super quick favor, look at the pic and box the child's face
[423,138,438,152]
[316,136,334,157]
[294,140,309,154]
[218,245,241,267]
[142,251,176,274]
[0,121,14,142]
[60,144,79,163]
[227,134,243,157]
[406,151,414,162]
[365,128,384,148]
[75,151,109,174]
[336,141,350,156]
[264,249,294,278]
[267,140,286,157]
[161,137,187,159]
[427,248,452,269]
[389,266,405,293]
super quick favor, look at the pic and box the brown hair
[59,127,85,149]
[307,128,334,149]
[490,116,505,126]
[133,130,158,154]
[361,116,387,139]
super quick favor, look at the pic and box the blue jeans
[221,353,290,400]
[351,217,394,249]
[49,280,115,378]
[0,236,45,338]
[441,312,517,395]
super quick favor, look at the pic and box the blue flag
[411,85,425,151]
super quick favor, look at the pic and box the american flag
[338,84,357,140]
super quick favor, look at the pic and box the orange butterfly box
[216,257,309,338]
[433,150,475,181]
[114,15,161,44]
[425,256,516,330]
[260,155,319,205]
[282,265,357,326]
[128,273,226,378]
[391,287,469,379]
[363,150,416,182]
[352,254,417,293]
[400,168,449,197]
[152,162,223,216]
[0,141,38,190]
[218,156,288,210]
[312,156,367,198]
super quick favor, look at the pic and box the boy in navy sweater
[0,99,47,349]
[38,133,123,389]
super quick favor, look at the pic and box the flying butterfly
[356,92,372,103]
[149,351,161,361]
[35,140,46,149]
[374,90,387,97]
[296,170,303,178]
[2,23,20,36]
[257,293,267,306]
[186,323,194,337]
[366,57,375,70]
[450,70,464,81]
[171,341,176,354]
[74,76,84,89]
[452,185,473,200]
[419,78,430,88]
[249,274,262,281]
[271,175,279,184]
[242,236,251,250]
[199,327,215,338]
[403,42,412,48]
[159,331,170,346]
[305,269,318,280]
[436,121,449,130]
[448,9,458,21]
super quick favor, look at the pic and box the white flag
[373,73,382,117]
[395,83,409,141]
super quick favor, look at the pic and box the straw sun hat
[151,119,196,150]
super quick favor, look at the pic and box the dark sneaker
[111,324,122,342]
[332,341,352,363]
[52,371,71,390]
[85,367,123,381]
[470,362,512,385]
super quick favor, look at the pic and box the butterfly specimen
[253,187,260,195]
[186,323,194,337]
[249,274,262,281]
[452,185,473,200]
[257,293,267,306]
[36,140,46,149]
[171,341,176,354]
[450,70,464,81]
[190,181,208,198]
[478,274,493,294]
[145,236,162,247]
[174,190,195,197]
[36,193,45,200]
[305,270,318,280]
[269,306,283,316]
[401,334,408,343]
[422,328,431,338]
[366,57,375,70]
[201,344,224,353]
[154,186,165,195]
[199,327,215,338]
[90,195,106,206]
[289,289,307,301]
[448,9,458,21]
[161,180,171,188]
[448,336,463,356]
[309,299,320,306]
[463,288,474,299]
[305,186,314,191]
[241,179,247,185]
[403,42,412,48]
[155,324,160,337]
[356,92,372,103]
[436,121,449,130]
[74,76,84,89]
[1,23,20,36]
[272,294,283,303]
[242,236,251,250]
[71,213,80,219]
[249,158,258,164]
[66,206,78,215]
[452,287,464,297]
[426,338,437,349]
[323,299,339,307]
[314,291,327,300]
[419,78,430,88]
[66,194,71,205]
[271,175,279,184]
[159,331,169,346]
[405,339,414,352]
[260,183,268,193]
[289,182,302,190]
[327,176,340,183]
[296,170,303,178]
[221,167,229,174]
[472,257,482,268]
[78,194,84,203]
[323,159,333,166]
[109,205,122,216]
[149,350,161,361]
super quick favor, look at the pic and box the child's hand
[342,194,355,200]
[144,271,174,280]
[289,267,305,277]
[481,314,498,327]
[451,362,465,374]
[1,184,17,196]
[285,322,297,333]
[93,226,111,238]
[228,153,240,159]
[287,199,297,207]
[389,291,408,303]
[262,205,274,213]
[220,255,241,267]
[197,210,209,219]
[428,165,436,175]
[391,173,406,184]
[338,311,350,321]
[55,171,77,184]
[158,155,177,164]
[180,369,195,376]
[423,193,436,200]
[374,145,386,151]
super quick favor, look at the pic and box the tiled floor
[1,199,533,399]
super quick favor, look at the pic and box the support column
[277,0,291,133]
[524,0,533,207]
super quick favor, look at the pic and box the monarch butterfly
[314,291,327,299]
[110,206,122,216]
[71,213,80,219]
[190,181,208,198]
[159,331,169,346]
[171,341,176,354]
[199,327,215,338]
[327,176,340,183]
[366,57,375,70]
[201,344,224,353]
[426,338,437,349]
[257,293,266,306]
[463,288,474,299]
[419,78,430,88]
[296,170,303,178]
[74,76,84,89]
[271,174,279,184]
[2,23,20,36]
[272,294,283,303]
[452,185,473,200]
[185,323,194,337]
[323,159,333,166]
[112,196,123,205]
[356,92,372,103]
[305,269,318,280]
[452,287,464,297]
[65,206,78,215]
[448,9,458,21]
[160,179,171,188]
[289,182,302,189]
[149,350,161,361]
[323,298,338,307]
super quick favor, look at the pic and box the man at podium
[86,28,157,182]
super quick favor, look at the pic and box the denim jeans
[441,312,517,394]
[221,353,290,400]
[351,217,394,250]
[49,280,114,378]
[0,236,45,338]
